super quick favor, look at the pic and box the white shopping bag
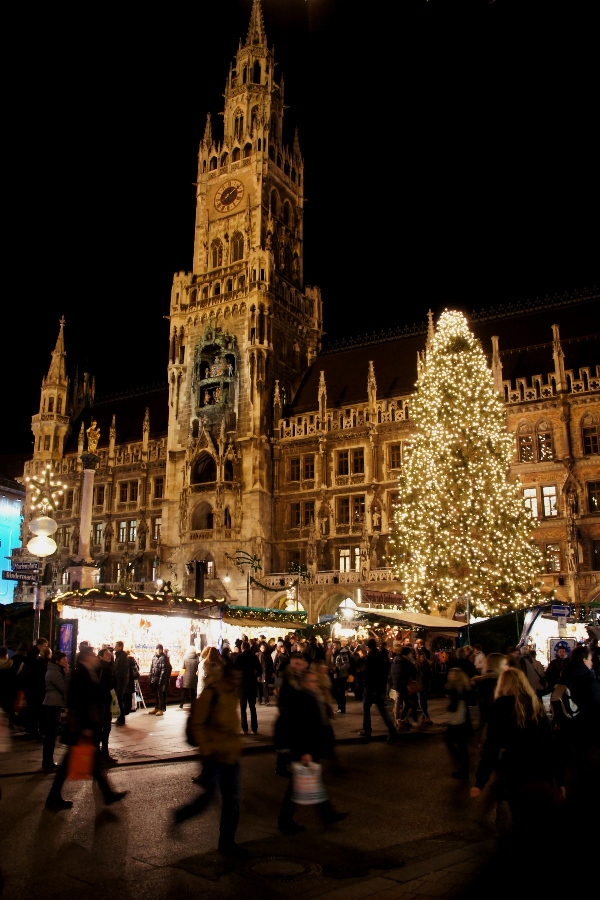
[290,761,327,805]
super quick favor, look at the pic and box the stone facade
[19,1,600,622]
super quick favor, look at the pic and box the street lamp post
[224,549,262,607]
[25,465,64,643]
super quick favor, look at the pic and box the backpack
[335,649,350,678]
[550,682,579,722]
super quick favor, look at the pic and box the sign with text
[12,560,41,572]
[2,571,38,583]
[361,589,405,606]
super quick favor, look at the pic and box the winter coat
[149,652,168,687]
[544,656,569,692]
[42,661,69,708]
[113,650,129,687]
[189,669,241,764]
[62,660,105,743]
[234,648,262,691]
[565,661,600,743]
[364,647,389,693]
[474,695,563,792]
[473,672,500,726]
[275,686,334,763]
[332,647,351,679]
[163,655,173,687]
[257,650,273,683]
[415,657,432,693]
[181,651,199,689]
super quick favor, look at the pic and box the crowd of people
[0,624,598,859]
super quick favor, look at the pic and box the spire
[202,113,212,147]
[318,371,327,426]
[293,127,301,159]
[246,0,266,47]
[46,316,67,384]
[426,309,435,351]
[552,323,566,392]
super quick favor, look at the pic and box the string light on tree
[390,310,544,618]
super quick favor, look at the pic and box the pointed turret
[367,361,377,413]
[246,0,266,47]
[318,371,327,427]
[45,316,67,385]
[552,323,566,392]
[202,113,212,148]
[293,127,301,159]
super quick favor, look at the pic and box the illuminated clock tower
[163,0,322,600]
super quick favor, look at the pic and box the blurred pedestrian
[275,667,346,834]
[45,646,128,811]
[472,644,486,674]
[415,649,433,724]
[97,648,116,761]
[23,638,50,736]
[257,641,273,706]
[173,664,247,857]
[444,667,472,780]
[273,643,290,699]
[470,667,564,841]
[162,649,172,712]
[113,641,129,725]
[0,647,17,729]
[473,652,507,737]
[331,639,351,714]
[41,651,70,769]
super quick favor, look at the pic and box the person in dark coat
[148,644,167,715]
[544,643,570,693]
[275,667,346,834]
[359,639,398,740]
[45,646,128,810]
[562,644,600,809]
[470,667,564,841]
[415,649,433,724]
[392,645,420,729]
[179,645,199,708]
[23,638,50,736]
[97,648,116,759]
[113,641,129,725]
[473,652,508,737]
[257,642,273,706]
[41,651,70,769]
[234,641,262,734]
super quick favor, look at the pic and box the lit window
[352,495,365,522]
[538,431,554,461]
[389,444,402,469]
[337,451,349,476]
[518,434,534,462]
[339,549,350,572]
[545,543,561,573]
[583,425,599,455]
[523,488,538,518]
[337,497,350,525]
[542,485,558,517]
[93,523,103,545]
[588,481,600,512]
[128,520,137,543]
[118,520,127,542]
[152,517,161,541]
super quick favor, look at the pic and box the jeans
[362,689,396,735]
[417,692,429,718]
[153,684,162,710]
[176,760,240,847]
[100,703,112,753]
[42,706,62,765]
[240,690,257,733]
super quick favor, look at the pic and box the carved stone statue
[86,420,100,453]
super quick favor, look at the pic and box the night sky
[3,0,598,458]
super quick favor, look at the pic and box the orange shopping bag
[67,736,96,780]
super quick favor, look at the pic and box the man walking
[113,641,129,726]
[234,641,261,734]
[148,644,167,716]
[359,639,398,741]
[332,639,351,714]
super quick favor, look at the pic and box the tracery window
[211,240,223,269]
[517,421,554,462]
[231,231,244,262]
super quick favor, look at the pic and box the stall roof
[358,608,463,631]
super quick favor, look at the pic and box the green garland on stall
[225,604,307,623]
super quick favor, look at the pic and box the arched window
[190,289,197,304]
[224,506,232,528]
[243,143,252,158]
[211,240,223,268]
[224,460,234,481]
[220,152,229,168]
[250,106,259,135]
[536,420,554,461]
[209,156,217,171]
[253,61,261,83]
[226,278,233,292]
[257,138,262,152]
[202,286,209,299]
[231,231,244,261]
[191,501,214,531]
[192,452,217,484]
[232,147,240,162]
[517,421,554,462]
[581,414,599,455]
[283,202,291,227]
[238,274,245,290]
[214,283,221,296]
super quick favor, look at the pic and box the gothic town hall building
[21,1,600,621]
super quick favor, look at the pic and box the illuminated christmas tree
[391,310,544,618]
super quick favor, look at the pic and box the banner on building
[361,589,405,606]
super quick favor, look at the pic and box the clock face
[214,179,244,212]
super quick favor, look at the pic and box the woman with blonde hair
[470,667,564,836]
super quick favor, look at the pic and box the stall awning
[359,607,463,631]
